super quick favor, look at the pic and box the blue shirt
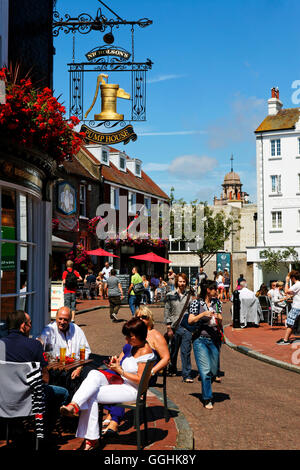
[1,330,47,368]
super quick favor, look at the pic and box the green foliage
[169,188,241,267]
[260,247,299,274]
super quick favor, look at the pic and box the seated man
[39,306,91,397]
[0,310,69,435]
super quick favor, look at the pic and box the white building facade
[247,88,300,290]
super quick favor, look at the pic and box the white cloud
[207,93,265,149]
[168,155,218,180]
[143,162,169,172]
[148,74,186,84]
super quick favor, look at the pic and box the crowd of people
[3,259,299,450]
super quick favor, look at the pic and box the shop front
[0,144,54,338]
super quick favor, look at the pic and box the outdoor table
[47,358,93,372]
[47,358,94,393]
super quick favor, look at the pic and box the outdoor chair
[0,360,45,450]
[99,358,156,450]
[270,301,287,326]
[257,296,271,323]
[150,366,170,423]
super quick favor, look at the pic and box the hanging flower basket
[87,216,103,234]
[0,67,84,164]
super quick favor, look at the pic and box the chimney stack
[268,87,282,115]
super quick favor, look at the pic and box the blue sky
[53,0,300,204]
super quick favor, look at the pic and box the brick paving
[2,299,300,450]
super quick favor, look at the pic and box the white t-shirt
[288,281,300,309]
[101,266,112,281]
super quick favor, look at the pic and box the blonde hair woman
[135,305,170,375]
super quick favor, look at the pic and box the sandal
[78,439,99,451]
[60,402,80,418]
[102,419,111,426]
[182,378,194,383]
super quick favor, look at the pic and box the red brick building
[52,143,170,277]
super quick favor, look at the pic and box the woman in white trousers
[60,317,155,450]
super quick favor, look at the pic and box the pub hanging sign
[85,46,131,62]
[81,124,137,145]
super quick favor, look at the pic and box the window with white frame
[298,174,300,192]
[110,186,119,210]
[79,184,87,217]
[271,175,281,194]
[271,211,282,229]
[135,162,141,176]
[128,191,136,214]
[120,156,126,171]
[271,139,281,157]
[144,196,151,216]
[102,150,109,164]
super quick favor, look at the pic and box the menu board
[117,274,130,305]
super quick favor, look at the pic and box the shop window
[0,187,36,321]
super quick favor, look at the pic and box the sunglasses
[137,315,149,320]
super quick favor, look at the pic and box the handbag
[172,290,192,331]
[133,282,145,295]
[98,369,124,384]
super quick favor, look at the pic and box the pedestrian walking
[101,262,112,299]
[188,280,223,409]
[107,269,124,322]
[164,273,194,382]
[128,266,144,316]
[62,260,82,323]
[277,270,300,345]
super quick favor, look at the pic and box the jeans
[44,384,69,430]
[193,336,219,401]
[169,325,193,380]
[128,294,141,316]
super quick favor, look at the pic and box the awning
[52,235,73,250]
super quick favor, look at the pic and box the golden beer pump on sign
[85,74,130,121]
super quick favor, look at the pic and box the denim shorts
[64,292,76,311]
[286,307,300,328]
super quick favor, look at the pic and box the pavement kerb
[149,387,194,450]
[224,324,300,375]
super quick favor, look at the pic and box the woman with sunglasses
[188,280,223,410]
[102,306,170,436]
[60,317,155,450]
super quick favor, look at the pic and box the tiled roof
[255,108,300,133]
[63,155,99,181]
[101,161,169,200]
[73,143,169,200]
